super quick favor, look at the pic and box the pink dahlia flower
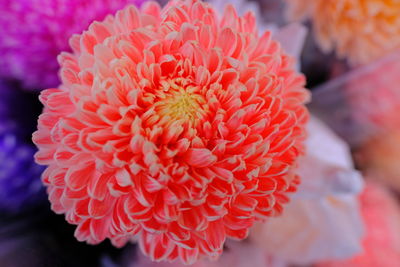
[284,0,400,66]
[317,181,400,267]
[33,0,309,264]
[0,0,145,90]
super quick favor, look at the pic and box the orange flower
[285,0,400,65]
[33,0,309,264]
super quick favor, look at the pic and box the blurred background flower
[310,51,400,193]
[0,0,145,90]
[317,181,400,267]
[345,52,400,133]
[357,130,400,193]
[0,80,45,214]
[284,0,400,66]
[345,53,400,192]
[307,41,400,267]
[0,134,45,213]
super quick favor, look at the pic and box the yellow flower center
[154,78,208,127]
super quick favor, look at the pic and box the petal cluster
[134,239,285,267]
[284,0,400,65]
[33,0,309,264]
[0,0,144,90]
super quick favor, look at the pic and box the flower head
[0,0,145,90]
[284,0,400,65]
[33,0,309,264]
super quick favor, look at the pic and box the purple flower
[0,134,45,213]
[0,80,45,213]
[0,0,146,90]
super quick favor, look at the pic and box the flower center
[154,79,208,126]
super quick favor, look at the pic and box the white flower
[250,117,365,264]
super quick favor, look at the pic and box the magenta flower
[0,0,145,90]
